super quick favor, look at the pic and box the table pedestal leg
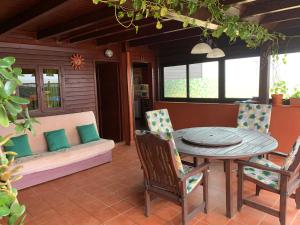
[224,159,234,218]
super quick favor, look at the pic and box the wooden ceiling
[0,0,300,49]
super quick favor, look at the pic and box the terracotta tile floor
[15,144,300,225]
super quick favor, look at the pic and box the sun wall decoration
[70,53,84,70]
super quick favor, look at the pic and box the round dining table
[173,127,278,218]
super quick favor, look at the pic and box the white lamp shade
[191,43,212,54]
[206,48,225,58]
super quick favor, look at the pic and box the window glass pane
[19,69,38,110]
[225,57,260,98]
[43,69,61,108]
[270,52,300,96]
[164,65,187,98]
[189,61,218,98]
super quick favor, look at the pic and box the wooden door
[96,62,122,142]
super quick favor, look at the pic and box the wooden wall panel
[0,43,111,119]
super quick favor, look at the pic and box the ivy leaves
[92,0,283,49]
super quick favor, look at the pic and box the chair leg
[295,187,300,209]
[237,164,244,211]
[255,185,261,196]
[182,197,188,225]
[203,171,208,213]
[279,194,287,225]
[145,189,151,217]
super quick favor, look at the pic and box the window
[270,52,300,96]
[163,65,187,98]
[225,57,260,98]
[42,69,62,109]
[19,69,39,110]
[189,62,218,98]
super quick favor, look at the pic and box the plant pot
[290,98,300,105]
[271,94,283,106]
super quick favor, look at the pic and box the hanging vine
[92,0,285,49]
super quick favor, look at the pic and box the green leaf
[15,124,25,134]
[0,87,8,98]
[5,101,19,116]
[0,192,14,206]
[119,0,126,4]
[13,67,22,76]
[4,81,17,96]
[0,205,10,217]
[3,57,15,66]
[156,20,163,29]
[0,68,14,80]
[8,214,19,225]
[160,7,168,17]
[10,201,25,217]
[9,96,30,105]
[0,104,9,127]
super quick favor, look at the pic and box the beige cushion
[0,111,98,154]
[14,139,115,175]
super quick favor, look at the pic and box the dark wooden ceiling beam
[37,8,114,40]
[220,0,256,5]
[129,27,202,47]
[260,8,300,24]
[0,0,68,35]
[268,18,300,31]
[97,20,186,46]
[241,0,300,18]
[70,18,157,44]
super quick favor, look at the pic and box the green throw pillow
[76,124,100,144]
[44,129,70,152]
[4,134,32,158]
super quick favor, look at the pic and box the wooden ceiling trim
[97,20,186,46]
[260,8,300,25]
[0,0,68,35]
[220,0,256,5]
[37,8,114,40]
[70,18,157,44]
[241,0,300,18]
[269,18,300,31]
[129,27,202,47]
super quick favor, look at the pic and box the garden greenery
[270,80,288,96]
[0,57,37,225]
[92,0,285,49]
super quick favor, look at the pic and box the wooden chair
[236,137,300,225]
[135,131,209,225]
[145,108,173,133]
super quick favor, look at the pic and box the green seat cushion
[44,129,70,152]
[76,124,100,143]
[4,134,32,158]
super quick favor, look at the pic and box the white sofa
[0,111,115,189]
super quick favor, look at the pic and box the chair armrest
[181,160,195,167]
[268,151,288,158]
[180,162,209,181]
[235,159,292,177]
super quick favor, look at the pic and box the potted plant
[290,88,300,105]
[270,80,288,106]
[0,56,36,225]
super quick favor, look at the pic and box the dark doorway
[96,62,122,142]
[132,63,153,130]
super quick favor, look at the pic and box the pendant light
[191,43,212,54]
[206,48,225,58]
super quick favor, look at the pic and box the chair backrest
[237,103,272,134]
[145,109,173,133]
[135,131,181,195]
[283,137,300,171]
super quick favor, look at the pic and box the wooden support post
[225,159,234,218]
[120,45,134,145]
[259,42,271,104]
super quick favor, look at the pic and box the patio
[19,144,300,225]
[1,0,300,225]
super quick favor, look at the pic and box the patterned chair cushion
[244,156,281,189]
[159,133,202,194]
[237,103,272,134]
[283,136,300,170]
[146,109,173,133]
[183,165,203,194]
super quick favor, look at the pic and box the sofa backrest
[0,111,98,154]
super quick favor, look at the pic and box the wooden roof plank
[129,27,202,47]
[260,8,300,24]
[0,0,68,35]
[241,0,300,18]
[37,8,114,40]
[96,20,186,46]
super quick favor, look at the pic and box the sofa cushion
[44,129,70,151]
[77,124,100,143]
[14,139,115,176]
[4,134,32,158]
